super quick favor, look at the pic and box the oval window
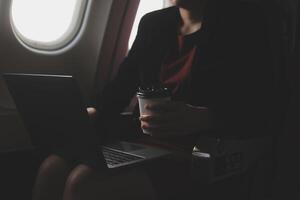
[10,0,88,51]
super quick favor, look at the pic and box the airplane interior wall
[0,0,299,199]
[0,0,115,151]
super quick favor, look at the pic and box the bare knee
[37,154,71,177]
[64,166,157,200]
[33,154,73,200]
[65,164,94,189]
[63,164,101,200]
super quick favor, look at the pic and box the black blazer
[96,0,273,138]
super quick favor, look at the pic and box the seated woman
[32,0,273,199]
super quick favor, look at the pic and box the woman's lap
[53,118,201,199]
[75,157,198,200]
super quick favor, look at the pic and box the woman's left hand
[139,101,211,138]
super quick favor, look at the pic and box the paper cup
[136,87,171,134]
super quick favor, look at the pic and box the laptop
[3,73,171,169]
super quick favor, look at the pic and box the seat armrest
[190,136,273,184]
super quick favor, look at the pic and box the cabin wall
[0,0,114,151]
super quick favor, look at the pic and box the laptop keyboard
[102,147,143,166]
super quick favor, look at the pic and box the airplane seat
[238,0,299,199]
[273,0,300,198]
[274,47,300,200]
[190,1,288,199]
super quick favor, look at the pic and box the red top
[160,34,197,97]
[156,33,199,151]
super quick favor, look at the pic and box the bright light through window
[128,0,164,49]
[11,0,87,50]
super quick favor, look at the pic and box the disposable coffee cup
[136,86,171,134]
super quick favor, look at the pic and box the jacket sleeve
[95,15,151,118]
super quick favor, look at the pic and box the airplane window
[10,0,88,52]
[128,0,166,49]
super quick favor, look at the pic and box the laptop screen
[4,73,107,168]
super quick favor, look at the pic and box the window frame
[10,0,90,53]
